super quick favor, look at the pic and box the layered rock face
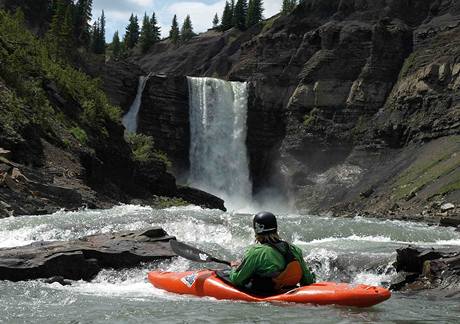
[82,58,143,114]
[132,0,459,219]
[138,75,190,174]
[0,227,175,282]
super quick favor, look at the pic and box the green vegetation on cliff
[0,9,120,164]
[126,133,171,168]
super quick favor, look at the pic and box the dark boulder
[0,227,175,282]
[391,246,460,291]
[176,186,226,211]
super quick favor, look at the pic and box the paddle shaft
[170,240,232,266]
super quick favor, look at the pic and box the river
[1,205,459,323]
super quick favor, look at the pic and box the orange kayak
[148,270,391,307]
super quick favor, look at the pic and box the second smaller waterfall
[122,74,151,133]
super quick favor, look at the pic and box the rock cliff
[131,0,459,221]
[0,8,225,217]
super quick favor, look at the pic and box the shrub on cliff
[0,9,120,151]
[125,133,171,168]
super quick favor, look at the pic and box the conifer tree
[140,12,154,53]
[75,0,92,47]
[246,0,264,28]
[220,1,233,31]
[47,0,77,58]
[169,15,180,45]
[112,31,121,59]
[90,20,100,53]
[181,15,195,42]
[125,14,140,49]
[212,13,219,28]
[99,10,106,52]
[90,11,106,55]
[282,0,297,15]
[151,12,161,42]
[48,0,66,38]
[233,0,248,30]
[60,5,75,52]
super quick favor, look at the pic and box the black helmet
[253,211,277,234]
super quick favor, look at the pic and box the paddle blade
[170,240,231,266]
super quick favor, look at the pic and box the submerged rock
[0,227,175,282]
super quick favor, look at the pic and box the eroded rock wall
[131,0,460,219]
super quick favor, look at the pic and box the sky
[92,0,284,41]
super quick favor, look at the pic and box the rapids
[1,205,460,323]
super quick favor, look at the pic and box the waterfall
[187,77,252,210]
[122,74,151,133]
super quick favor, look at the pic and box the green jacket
[229,242,316,287]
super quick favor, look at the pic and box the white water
[122,74,151,133]
[187,77,252,211]
[2,207,460,322]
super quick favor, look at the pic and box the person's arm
[229,247,259,287]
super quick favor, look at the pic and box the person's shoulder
[289,243,304,255]
[246,244,271,253]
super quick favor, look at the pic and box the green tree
[140,12,154,53]
[111,31,121,59]
[282,0,297,15]
[169,14,180,45]
[220,1,233,31]
[181,15,195,42]
[48,0,66,38]
[124,14,140,49]
[90,11,105,55]
[99,10,106,52]
[246,0,264,28]
[60,5,75,52]
[90,11,105,54]
[46,0,76,58]
[212,13,219,28]
[75,0,92,47]
[233,0,248,30]
[151,12,161,42]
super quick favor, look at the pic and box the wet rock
[0,148,11,159]
[392,246,460,291]
[440,217,460,228]
[441,203,455,212]
[176,186,226,211]
[42,276,72,286]
[0,227,175,282]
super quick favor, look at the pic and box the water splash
[122,73,152,133]
[187,77,252,211]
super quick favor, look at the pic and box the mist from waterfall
[122,74,151,133]
[187,77,252,211]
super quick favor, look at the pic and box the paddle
[170,239,232,266]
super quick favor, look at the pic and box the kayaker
[228,211,316,294]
